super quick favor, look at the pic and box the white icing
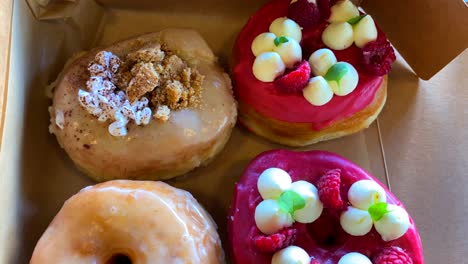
[326,62,359,96]
[257,168,292,200]
[303,76,334,106]
[348,180,386,210]
[290,181,323,223]
[252,32,277,56]
[108,111,129,137]
[269,17,302,43]
[254,199,293,235]
[322,22,354,50]
[374,204,411,241]
[308,48,337,76]
[338,252,372,264]
[272,246,310,264]
[78,51,154,137]
[55,109,65,129]
[252,52,286,82]
[340,206,373,236]
[108,120,128,137]
[273,37,302,68]
[328,0,359,23]
[353,15,378,48]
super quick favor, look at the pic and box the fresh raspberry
[361,39,396,76]
[373,246,413,264]
[317,0,331,20]
[252,228,298,253]
[310,259,321,264]
[301,23,328,57]
[317,169,343,209]
[288,0,321,29]
[274,61,311,93]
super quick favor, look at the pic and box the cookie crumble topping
[77,45,204,136]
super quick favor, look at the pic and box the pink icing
[232,0,385,130]
[228,150,424,263]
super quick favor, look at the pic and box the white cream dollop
[308,48,337,76]
[257,168,292,200]
[255,199,293,235]
[328,0,359,23]
[340,206,373,236]
[353,15,378,48]
[322,22,354,50]
[273,37,302,68]
[374,204,411,241]
[252,32,277,56]
[269,17,302,43]
[251,17,303,82]
[338,252,372,264]
[252,52,286,82]
[290,181,323,223]
[272,246,310,264]
[341,179,410,240]
[324,0,379,50]
[326,62,359,96]
[303,76,334,106]
[348,180,387,210]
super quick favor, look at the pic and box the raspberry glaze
[233,0,385,130]
[228,150,424,263]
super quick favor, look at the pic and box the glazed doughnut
[232,0,395,146]
[31,180,225,263]
[228,150,423,263]
[49,29,237,181]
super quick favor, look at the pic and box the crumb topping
[127,62,160,102]
[154,105,171,122]
[77,46,204,137]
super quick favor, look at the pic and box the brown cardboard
[0,0,13,262]
[0,0,13,149]
[0,0,466,263]
[1,1,386,263]
[379,50,468,263]
[25,0,78,20]
[362,0,468,80]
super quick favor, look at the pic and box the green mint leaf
[274,36,289,47]
[277,190,306,215]
[347,14,367,25]
[368,202,392,221]
[324,62,349,83]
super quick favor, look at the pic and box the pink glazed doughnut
[232,0,395,146]
[228,150,423,263]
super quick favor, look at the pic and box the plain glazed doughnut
[30,180,225,263]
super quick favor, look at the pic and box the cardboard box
[0,0,466,263]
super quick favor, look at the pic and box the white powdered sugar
[78,51,153,137]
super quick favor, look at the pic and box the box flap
[25,0,78,19]
[95,0,270,15]
[29,0,467,79]
[362,0,468,80]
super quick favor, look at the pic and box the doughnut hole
[306,210,347,249]
[106,253,133,264]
